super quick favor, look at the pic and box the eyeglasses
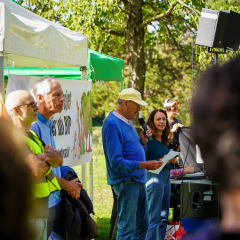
[136,104,142,109]
[127,101,142,109]
[17,102,38,108]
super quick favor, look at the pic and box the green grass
[73,126,117,240]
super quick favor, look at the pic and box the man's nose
[34,104,39,111]
[60,95,65,102]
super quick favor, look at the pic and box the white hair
[5,90,29,116]
[5,94,15,115]
[31,76,58,103]
[117,98,124,105]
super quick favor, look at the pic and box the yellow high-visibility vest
[25,130,61,198]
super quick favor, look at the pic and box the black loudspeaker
[196,8,240,51]
[180,182,220,220]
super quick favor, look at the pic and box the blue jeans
[146,169,171,240]
[112,179,149,240]
[48,201,66,239]
[29,218,47,240]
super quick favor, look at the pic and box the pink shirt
[113,111,131,125]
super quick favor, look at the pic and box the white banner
[6,75,92,167]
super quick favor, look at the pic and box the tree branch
[99,34,111,53]
[115,4,137,18]
[138,2,177,29]
[100,27,124,37]
[185,7,198,27]
[163,21,188,61]
[177,0,201,15]
[143,2,159,14]
[167,15,196,30]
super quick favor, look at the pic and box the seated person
[170,164,195,179]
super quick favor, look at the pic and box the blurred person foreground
[190,55,240,239]
[0,118,33,240]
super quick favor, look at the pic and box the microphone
[139,111,152,141]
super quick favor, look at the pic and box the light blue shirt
[31,112,61,208]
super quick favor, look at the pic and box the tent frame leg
[90,158,93,202]
[0,53,4,100]
[81,69,87,187]
[121,80,124,91]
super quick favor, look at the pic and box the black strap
[26,131,46,149]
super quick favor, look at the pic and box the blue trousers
[29,218,47,240]
[146,169,171,240]
[112,179,149,240]
[48,201,66,239]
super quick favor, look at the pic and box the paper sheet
[149,151,180,174]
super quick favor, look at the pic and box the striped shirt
[113,111,131,125]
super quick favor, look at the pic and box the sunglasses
[17,102,38,108]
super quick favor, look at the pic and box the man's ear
[37,94,44,103]
[123,100,128,107]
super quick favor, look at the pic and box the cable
[179,33,195,222]
[180,127,192,219]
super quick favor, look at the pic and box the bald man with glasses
[5,90,63,240]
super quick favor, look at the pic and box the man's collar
[37,112,52,127]
[113,111,131,125]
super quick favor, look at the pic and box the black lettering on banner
[51,116,71,136]
[58,147,70,158]
[63,90,72,111]
[52,119,57,137]
[64,116,71,135]
[57,118,64,136]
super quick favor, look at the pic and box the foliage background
[15,0,240,126]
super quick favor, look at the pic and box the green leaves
[17,0,237,127]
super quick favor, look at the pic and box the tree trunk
[125,0,146,133]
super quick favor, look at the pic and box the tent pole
[81,69,87,188]
[121,80,124,91]
[90,157,93,203]
[0,53,4,100]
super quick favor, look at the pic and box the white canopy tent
[0,0,89,188]
[0,0,88,95]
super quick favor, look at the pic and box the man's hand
[140,125,152,145]
[67,178,83,199]
[139,160,163,170]
[184,164,195,174]
[44,144,54,153]
[167,158,177,164]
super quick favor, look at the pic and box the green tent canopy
[4,49,124,82]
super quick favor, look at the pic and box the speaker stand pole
[207,47,226,65]
[214,53,218,65]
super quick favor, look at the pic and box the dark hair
[0,118,33,239]
[192,55,240,191]
[147,109,172,145]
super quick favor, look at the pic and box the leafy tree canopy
[15,0,240,126]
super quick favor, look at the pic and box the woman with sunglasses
[145,109,177,240]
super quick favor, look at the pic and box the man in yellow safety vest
[5,89,63,240]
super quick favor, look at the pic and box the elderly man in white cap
[102,88,163,240]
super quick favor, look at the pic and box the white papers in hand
[149,151,180,174]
